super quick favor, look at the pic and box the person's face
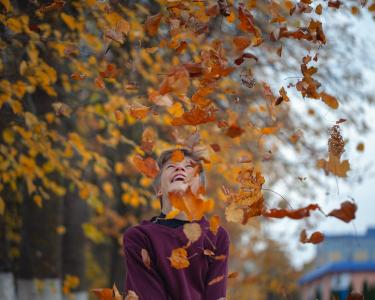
[157,156,202,197]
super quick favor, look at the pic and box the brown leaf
[145,12,163,36]
[262,204,321,219]
[300,229,325,244]
[328,201,357,223]
[225,123,245,138]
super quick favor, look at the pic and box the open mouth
[170,174,186,183]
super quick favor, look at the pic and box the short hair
[152,148,207,209]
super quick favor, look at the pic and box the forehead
[163,156,194,166]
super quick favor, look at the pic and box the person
[122,148,230,300]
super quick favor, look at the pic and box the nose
[174,165,185,172]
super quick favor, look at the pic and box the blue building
[299,227,375,300]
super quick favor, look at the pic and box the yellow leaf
[183,223,202,242]
[2,128,14,145]
[0,0,13,12]
[82,223,105,243]
[165,208,180,219]
[168,247,190,269]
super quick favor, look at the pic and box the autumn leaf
[141,248,151,270]
[159,65,190,96]
[145,12,162,36]
[208,275,225,285]
[168,247,190,269]
[170,149,184,162]
[316,153,350,177]
[141,127,156,154]
[300,229,325,244]
[328,201,357,223]
[320,91,339,109]
[209,215,220,235]
[234,53,258,65]
[183,222,202,243]
[233,36,251,51]
[132,155,159,178]
[225,123,245,138]
[128,105,151,120]
[262,204,321,220]
[168,187,213,221]
[170,106,217,126]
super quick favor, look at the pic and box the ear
[156,187,162,197]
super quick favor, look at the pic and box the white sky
[262,6,375,269]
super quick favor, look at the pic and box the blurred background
[1,1,375,300]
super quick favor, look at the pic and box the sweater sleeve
[204,227,230,300]
[123,227,170,300]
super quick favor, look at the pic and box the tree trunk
[62,181,89,300]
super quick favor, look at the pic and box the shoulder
[122,224,150,249]
[216,225,230,246]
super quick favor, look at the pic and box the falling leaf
[132,155,160,178]
[233,36,251,51]
[95,76,105,89]
[183,223,202,242]
[171,106,217,126]
[168,247,190,269]
[170,149,184,162]
[208,275,225,285]
[70,72,87,80]
[356,143,364,152]
[225,123,245,138]
[317,154,350,177]
[145,12,162,36]
[141,248,151,270]
[51,102,72,117]
[328,201,357,223]
[300,229,325,244]
[209,215,220,235]
[320,91,339,109]
[168,187,213,221]
[262,204,321,219]
[99,63,117,78]
[141,127,156,154]
[128,105,151,120]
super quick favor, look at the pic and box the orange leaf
[233,36,251,51]
[132,155,159,178]
[170,149,184,162]
[128,105,150,120]
[328,201,357,223]
[168,247,190,269]
[208,275,225,285]
[320,91,339,109]
[209,215,220,235]
[145,12,162,36]
[91,288,112,300]
[95,76,105,89]
[171,106,217,126]
[168,187,213,221]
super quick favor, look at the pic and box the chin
[168,182,188,192]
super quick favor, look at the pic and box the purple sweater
[123,214,230,300]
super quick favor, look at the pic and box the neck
[161,194,190,221]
